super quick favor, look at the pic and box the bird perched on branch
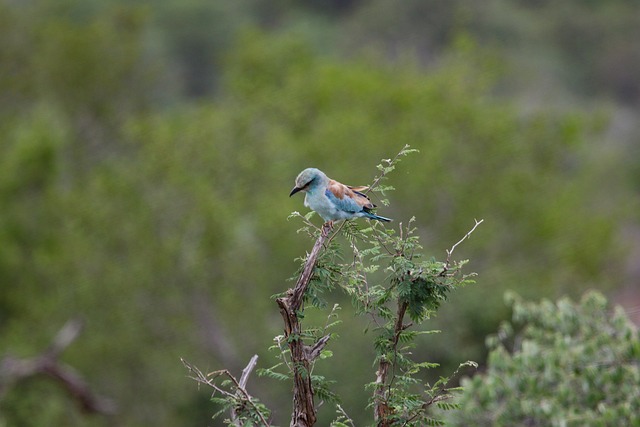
[289,168,392,223]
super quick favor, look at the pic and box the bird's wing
[327,179,375,212]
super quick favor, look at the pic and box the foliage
[448,291,640,426]
[339,0,640,105]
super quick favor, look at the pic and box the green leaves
[450,291,640,426]
[302,150,479,426]
[279,147,479,426]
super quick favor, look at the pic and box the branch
[181,358,233,398]
[288,222,334,312]
[0,319,116,416]
[277,221,334,427]
[239,354,259,389]
[232,355,262,426]
[46,318,83,358]
[336,404,356,427]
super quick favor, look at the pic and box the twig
[445,219,484,265]
[336,404,356,427]
[440,219,484,277]
[365,144,412,196]
[274,335,293,372]
[181,356,270,426]
[325,220,347,248]
[181,358,233,398]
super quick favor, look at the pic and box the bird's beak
[289,186,302,197]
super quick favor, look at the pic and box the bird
[289,168,392,223]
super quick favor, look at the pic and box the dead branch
[0,318,116,416]
[239,354,259,389]
[276,221,334,427]
[440,218,484,277]
[181,355,268,426]
[445,218,483,266]
[233,355,260,426]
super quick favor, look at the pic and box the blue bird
[289,168,392,223]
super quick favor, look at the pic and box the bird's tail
[364,212,392,222]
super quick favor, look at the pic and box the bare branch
[46,318,83,358]
[0,319,116,416]
[239,354,259,389]
[181,356,270,426]
[304,335,331,361]
[232,355,263,427]
[446,218,484,264]
[181,358,232,398]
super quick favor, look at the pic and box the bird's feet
[322,221,335,234]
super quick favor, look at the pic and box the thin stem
[365,144,412,196]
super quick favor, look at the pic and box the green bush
[449,291,640,426]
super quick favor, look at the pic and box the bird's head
[289,168,327,197]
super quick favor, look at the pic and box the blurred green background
[1,0,639,425]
